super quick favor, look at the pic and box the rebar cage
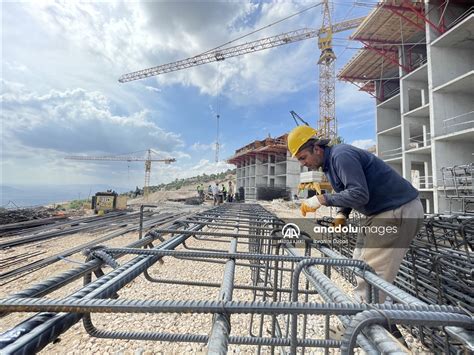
[0,204,473,354]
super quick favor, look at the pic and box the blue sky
[1,1,377,189]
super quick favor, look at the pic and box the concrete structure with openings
[339,1,473,214]
[227,135,303,201]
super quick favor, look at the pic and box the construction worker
[287,125,424,304]
[211,182,219,206]
[196,184,204,199]
[228,181,234,202]
[221,183,227,202]
[134,186,140,197]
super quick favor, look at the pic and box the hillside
[127,169,236,205]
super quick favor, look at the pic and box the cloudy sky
[1,0,376,189]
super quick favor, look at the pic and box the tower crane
[118,1,364,142]
[65,149,176,198]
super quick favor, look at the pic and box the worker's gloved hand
[300,195,321,216]
[333,212,347,227]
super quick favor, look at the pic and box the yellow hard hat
[287,125,318,157]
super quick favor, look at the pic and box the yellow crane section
[65,149,176,198]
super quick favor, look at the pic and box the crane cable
[214,62,222,163]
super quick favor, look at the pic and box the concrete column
[424,161,430,188]
[423,125,428,147]
[403,154,412,181]
[421,88,427,106]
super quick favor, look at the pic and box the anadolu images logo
[282,223,301,239]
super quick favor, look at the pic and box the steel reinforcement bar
[1,203,472,354]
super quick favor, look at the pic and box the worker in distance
[287,125,424,304]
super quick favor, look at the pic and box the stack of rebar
[255,186,291,201]
[326,213,473,354]
[0,207,58,225]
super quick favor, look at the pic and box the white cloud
[190,159,235,176]
[145,86,161,93]
[3,1,375,188]
[1,1,326,114]
[1,83,184,155]
[351,139,376,150]
[4,61,29,73]
[19,1,320,104]
[191,142,216,152]
[0,82,192,185]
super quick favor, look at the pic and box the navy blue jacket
[322,144,419,216]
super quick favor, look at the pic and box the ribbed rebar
[2,203,472,354]
[319,245,474,351]
[0,223,201,353]
[207,238,237,354]
[0,297,465,315]
[100,247,384,265]
[289,257,374,353]
[340,309,474,355]
[82,322,341,348]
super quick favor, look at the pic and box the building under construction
[227,134,303,201]
[338,1,473,214]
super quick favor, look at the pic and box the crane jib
[118,17,364,83]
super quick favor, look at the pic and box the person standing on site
[287,125,424,304]
[228,181,234,202]
[221,183,227,202]
[211,182,219,206]
[197,184,204,200]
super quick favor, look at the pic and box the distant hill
[125,169,236,196]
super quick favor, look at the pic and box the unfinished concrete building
[339,1,473,214]
[227,135,302,201]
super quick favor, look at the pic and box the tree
[331,136,345,145]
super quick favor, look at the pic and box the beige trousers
[352,197,424,303]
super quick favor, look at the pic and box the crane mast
[318,0,337,141]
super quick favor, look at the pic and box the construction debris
[0,207,60,226]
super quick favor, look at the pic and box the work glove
[300,195,322,217]
[333,212,347,227]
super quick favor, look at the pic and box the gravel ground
[1,202,428,354]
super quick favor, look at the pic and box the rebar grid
[322,213,474,354]
[0,204,472,355]
[440,163,474,214]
